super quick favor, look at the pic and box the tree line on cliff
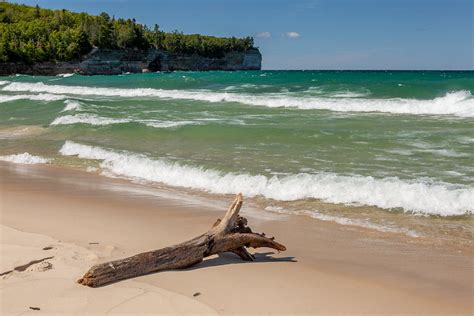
[0,3,255,63]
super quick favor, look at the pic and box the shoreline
[1,162,472,314]
[1,148,471,252]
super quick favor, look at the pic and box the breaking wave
[50,113,197,128]
[56,73,75,78]
[61,100,82,112]
[3,82,473,117]
[59,141,474,216]
[140,119,198,128]
[0,152,51,164]
[0,93,66,103]
[51,113,130,126]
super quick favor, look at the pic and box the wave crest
[51,114,130,126]
[51,113,198,128]
[3,82,473,117]
[0,152,51,164]
[59,141,474,216]
[0,93,66,103]
[61,100,82,112]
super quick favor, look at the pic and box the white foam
[61,100,82,112]
[457,136,474,144]
[56,73,75,77]
[328,91,368,98]
[4,82,473,117]
[223,85,238,91]
[264,206,419,237]
[0,152,51,164]
[223,84,272,91]
[51,113,197,128]
[408,142,469,157]
[59,141,474,216]
[0,80,10,86]
[422,148,468,158]
[141,120,197,128]
[0,93,66,103]
[51,114,130,126]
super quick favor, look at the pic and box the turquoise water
[1,71,473,245]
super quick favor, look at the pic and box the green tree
[0,2,256,63]
[96,12,116,48]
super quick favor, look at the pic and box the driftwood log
[78,194,286,287]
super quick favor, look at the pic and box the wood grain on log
[78,194,286,287]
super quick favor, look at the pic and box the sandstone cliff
[0,48,262,75]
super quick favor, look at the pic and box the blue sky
[10,0,474,70]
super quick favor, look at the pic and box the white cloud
[285,32,300,38]
[256,32,272,38]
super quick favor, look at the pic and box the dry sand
[1,162,473,315]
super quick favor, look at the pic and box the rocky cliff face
[156,49,262,72]
[0,48,262,75]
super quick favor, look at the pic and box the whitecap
[4,82,473,117]
[61,100,82,112]
[142,120,197,128]
[420,148,468,158]
[59,141,474,216]
[51,114,130,126]
[51,113,197,128]
[56,73,75,77]
[0,93,66,103]
[0,152,51,164]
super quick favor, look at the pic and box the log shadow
[188,251,297,270]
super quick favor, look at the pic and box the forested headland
[0,2,255,63]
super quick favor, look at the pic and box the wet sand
[1,162,472,315]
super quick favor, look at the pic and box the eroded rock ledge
[0,48,262,76]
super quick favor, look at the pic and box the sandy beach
[1,1,473,314]
[0,161,472,315]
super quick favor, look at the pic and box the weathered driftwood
[78,194,286,287]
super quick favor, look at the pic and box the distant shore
[1,162,472,315]
[0,3,261,76]
[0,48,262,76]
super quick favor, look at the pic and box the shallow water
[0,71,473,246]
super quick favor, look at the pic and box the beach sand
[1,162,472,315]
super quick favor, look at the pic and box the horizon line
[261,69,474,71]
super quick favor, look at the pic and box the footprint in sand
[27,260,53,273]
[0,256,54,278]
